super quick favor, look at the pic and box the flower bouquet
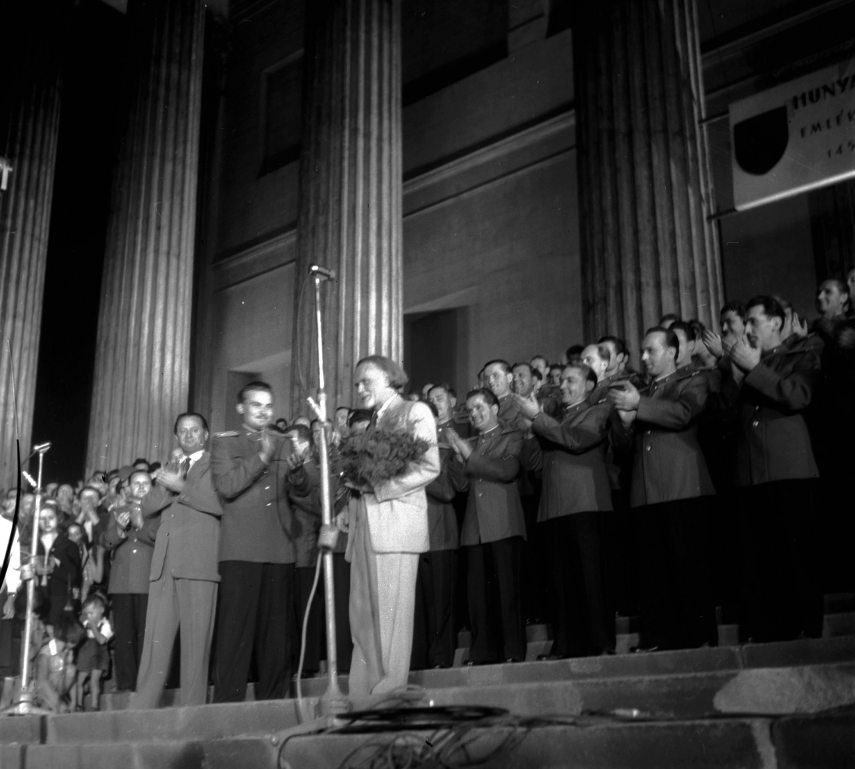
[339,427,430,490]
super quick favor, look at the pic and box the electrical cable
[294,546,325,720]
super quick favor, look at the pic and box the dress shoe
[536,653,567,661]
[504,657,522,663]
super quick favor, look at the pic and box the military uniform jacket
[360,395,440,554]
[459,426,526,546]
[721,341,821,486]
[614,366,715,508]
[102,504,156,594]
[527,400,613,521]
[211,429,310,564]
[140,452,223,583]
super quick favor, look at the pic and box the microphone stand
[5,443,52,716]
[306,264,348,719]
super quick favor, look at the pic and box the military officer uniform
[210,428,309,702]
[613,365,716,650]
[528,399,615,657]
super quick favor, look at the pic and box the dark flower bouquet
[339,427,430,490]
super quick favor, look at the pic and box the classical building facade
[1,0,853,481]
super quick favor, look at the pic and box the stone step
[1,642,853,749]
[4,711,853,769]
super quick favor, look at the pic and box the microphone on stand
[33,442,51,453]
[309,264,336,281]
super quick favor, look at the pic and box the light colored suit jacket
[141,452,223,582]
[360,395,440,554]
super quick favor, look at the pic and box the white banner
[730,58,855,211]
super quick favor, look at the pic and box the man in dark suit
[132,412,223,709]
[102,470,156,692]
[609,326,717,651]
[518,363,615,658]
[722,295,823,641]
[211,382,310,702]
[448,388,526,664]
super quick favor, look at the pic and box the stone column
[0,2,64,488]
[86,0,205,472]
[292,0,403,414]
[575,0,723,347]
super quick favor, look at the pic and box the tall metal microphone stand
[306,264,349,717]
[5,442,52,716]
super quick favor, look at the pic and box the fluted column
[575,0,722,346]
[0,2,64,488]
[86,0,205,472]
[292,0,403,414]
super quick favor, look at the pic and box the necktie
[368,411,379,430]
[179,457,191,478]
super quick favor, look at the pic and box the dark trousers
[635,497,715,650]
[411,549,458,669]
[466,537,525,663]
[737,479,822,642]
[213,561,293,702]
[332,552,352,673]
[545,512,614,657]
[110,592,148,690]
[293,565,324,675]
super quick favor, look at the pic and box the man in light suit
[345,355,440,695]
[132,412,223,708]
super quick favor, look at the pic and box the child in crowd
[32,598,84,712]
[74,593,112,711]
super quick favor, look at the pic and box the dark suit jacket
[459,426,526,545]
[141,452,223,583]
[613,366,715,507]
[102,503,156,594]
[721,340,821,486]
[527,400,613,520]
[37,533,81,597]
[287,460,321,568]
[425,446,464,551]
[211,429,309,564]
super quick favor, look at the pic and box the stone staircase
[0,636,853,769]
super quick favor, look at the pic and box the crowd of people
[1,269,853,712]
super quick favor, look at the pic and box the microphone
[33,442,52,453]
[309,264,336,281]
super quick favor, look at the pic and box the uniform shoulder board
[214,430,240,438]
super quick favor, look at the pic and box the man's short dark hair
[597,335,627,357]
[720,301,744,319]
[237,381,273,403]
[645,326,680,358]
[427,383,456,399]
[482,359,511,374]
[465,387,499,408]
[565,344,584,360]
[745,295,785,324]
[131,457,150,470]
[669,320,696,342]
[173,411,209,435]
[659,312,681,326]
[348,409,373,428]
[284,423,312,445]
[356,356,409,390]
[512,362,533,376]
